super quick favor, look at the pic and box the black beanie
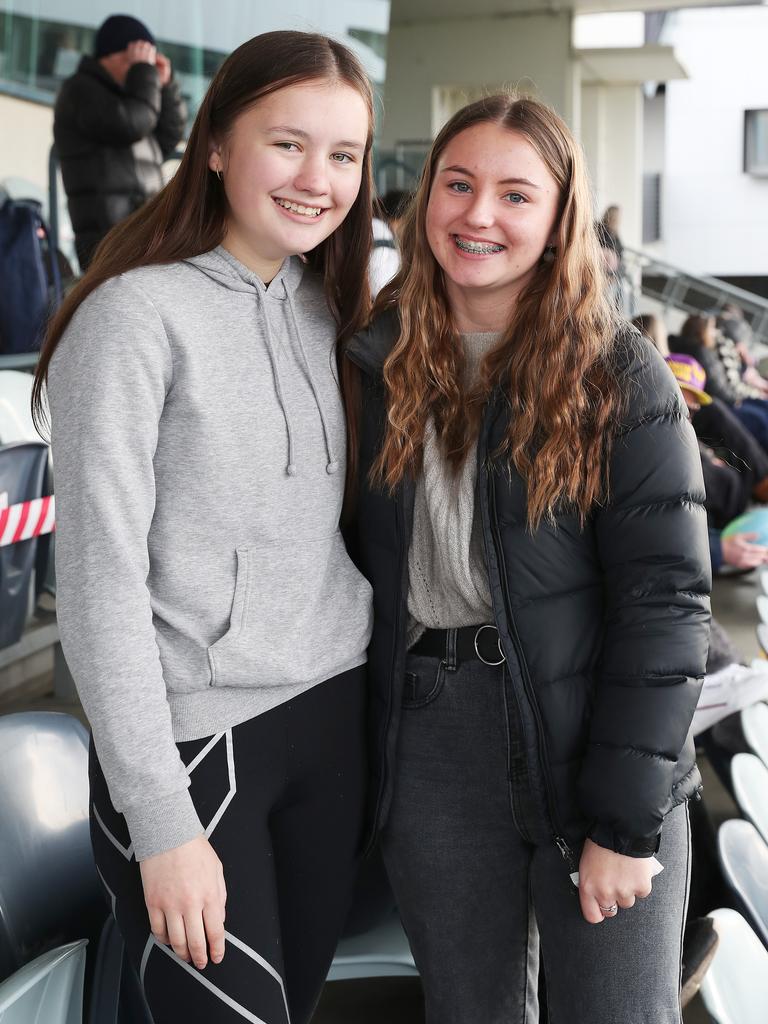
[94,15,155,58]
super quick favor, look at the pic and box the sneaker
[681,917,719,1007]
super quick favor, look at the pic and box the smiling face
[209,78,370,280]
[425,122,561,322]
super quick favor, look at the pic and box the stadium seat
[0,711,151,1023]
[717,819,768,947]
[0,370,37,445]
[731,752,768,846]
[700,908,768,1024]
[329,912,416,981]
[0,712,102,981]
[0,940,87,1024]
[741,701,768,769]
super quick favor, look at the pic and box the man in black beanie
[54,14,187,270]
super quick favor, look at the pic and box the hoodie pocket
[207,533,371,689]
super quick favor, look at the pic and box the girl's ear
[208,144,223,174]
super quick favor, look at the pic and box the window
[745,109,768,177]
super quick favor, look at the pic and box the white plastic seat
[0,372,37,445]
[0,940,86,1024]
[717,819,768,947]
[700,909,768,1024]
[328,912,417,981]
[731,753,768,846]
[741,701,768,769]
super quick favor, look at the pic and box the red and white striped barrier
[0,496,55,548]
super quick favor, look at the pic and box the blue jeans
[382,641,691,1024]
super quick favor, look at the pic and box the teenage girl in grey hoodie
[34,32,375,1024]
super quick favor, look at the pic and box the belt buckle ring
[474,624,506,666]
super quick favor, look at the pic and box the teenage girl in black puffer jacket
[344,95,710,1024]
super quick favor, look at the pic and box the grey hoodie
[48,247,373,859]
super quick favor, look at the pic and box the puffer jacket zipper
[483,447,577,874]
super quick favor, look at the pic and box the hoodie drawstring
[285,289,339,476]
[259,291,298,476]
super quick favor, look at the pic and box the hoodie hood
[183,246,339,477]
[184,245,305,298]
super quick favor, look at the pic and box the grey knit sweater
[407,332,499,646]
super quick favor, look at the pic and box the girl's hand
[577,838,655,924]
[139,835,227,968]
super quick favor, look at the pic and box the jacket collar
[77,55,124,93]
[345,307,400,377]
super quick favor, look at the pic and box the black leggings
[89,667,367,1024]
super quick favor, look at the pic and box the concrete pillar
[381,9,579,149]
[580,83,643,247]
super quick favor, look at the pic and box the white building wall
[661,6,768,275]
[0,94,53,198]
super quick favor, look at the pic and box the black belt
[411,624,506,666]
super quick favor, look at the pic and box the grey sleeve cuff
[124,786,204,861]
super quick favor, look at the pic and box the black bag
[0,195,62,354]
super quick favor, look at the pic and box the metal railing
[623,245,768,347]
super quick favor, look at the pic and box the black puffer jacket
[54,56,186,267]
[347,313,711,859]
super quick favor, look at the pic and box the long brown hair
[370,94,624,529]
[33,31,375,433]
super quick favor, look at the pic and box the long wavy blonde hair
[370,94,625,528]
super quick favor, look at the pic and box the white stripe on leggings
[139,931,290,1024]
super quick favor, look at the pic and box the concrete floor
[2,569,761,1023]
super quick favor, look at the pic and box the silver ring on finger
[599,903,618,916]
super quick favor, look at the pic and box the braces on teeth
[454,236,505,254]
[274,198,323,217]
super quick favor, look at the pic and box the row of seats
[699,703,768,1021]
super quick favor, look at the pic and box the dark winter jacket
[347,313,711,860]
[54,56,186,267]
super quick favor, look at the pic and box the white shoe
[693,663,768,735]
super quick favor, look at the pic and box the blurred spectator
[711,528,768,572]
[637,316,768,500]
[717,302,766,391]
[379,189,410,239]
[54,15,187,270]
[632,313,669,356]
[717,302,753,347]
[666,354,750,519]
[372,191,409,296]
[673,313,768,451]
[664,354,768,573]
[596,204,629,313]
